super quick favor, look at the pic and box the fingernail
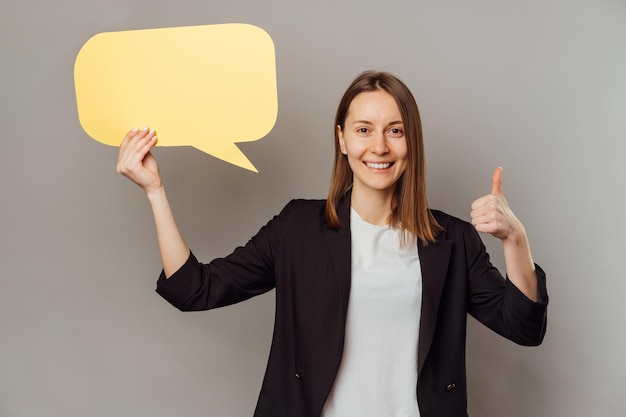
[141,126,149,131]
[131,127,139,132]
[149,129,155,135]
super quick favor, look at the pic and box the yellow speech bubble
[74,24,278,172]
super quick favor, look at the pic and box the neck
[350,186,394,226]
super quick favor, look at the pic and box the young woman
[116,71,548,417]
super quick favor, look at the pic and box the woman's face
[338,90,408,200]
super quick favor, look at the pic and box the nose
[370,131,389,154]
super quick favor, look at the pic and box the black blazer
[156,195,548,417]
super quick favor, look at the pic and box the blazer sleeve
[464,222,548,346]
[154,200,296,311]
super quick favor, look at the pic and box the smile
[365,162,392,169]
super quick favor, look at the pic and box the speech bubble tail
[196,142,259,173]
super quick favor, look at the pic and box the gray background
[2,0,625,416]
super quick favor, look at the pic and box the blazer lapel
[417,234,452,375]
[324,193,352,319]
[323,193,452,375]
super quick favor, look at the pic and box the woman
[116,71,548,417]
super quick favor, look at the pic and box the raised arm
[470,167,538,301]
[116,127,190,278]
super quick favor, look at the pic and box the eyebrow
[351,120,404,126]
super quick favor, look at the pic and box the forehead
[346,90,402,122]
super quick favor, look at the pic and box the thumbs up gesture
[470,167,524,241]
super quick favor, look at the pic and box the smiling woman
[326,71,441,245]
[337,90,409,223]
[116,70,548,417]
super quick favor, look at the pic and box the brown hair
[325,70,442,245]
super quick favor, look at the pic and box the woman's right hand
[116,127,190,276]
[116,127,162,194]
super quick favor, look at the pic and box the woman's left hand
[471,167,538,301]
[470,167,525,242]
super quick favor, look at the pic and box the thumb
[491,167,503,195]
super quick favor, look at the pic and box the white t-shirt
[321,208,422,417]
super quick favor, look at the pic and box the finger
[120,127,149,152]
[474,222,500,236]
[471,205,494,224]
[120,127,140,147]
[138,130,158,154]
[491,167,503,195]
[117,128,154,170]
[471,210,497,226]
[126,128,154,152]
[136,125,151,139]
[471,193,499,211]
[471,195,489,211]
[125,126,150,145]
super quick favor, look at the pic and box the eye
[357,127,370,134]
[388,127,404,136]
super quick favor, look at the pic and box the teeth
[366,162,391,169]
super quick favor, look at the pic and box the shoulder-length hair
[325,70,442,245]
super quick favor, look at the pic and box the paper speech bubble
[74,24,278,172]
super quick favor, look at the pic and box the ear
[337,125,347,155]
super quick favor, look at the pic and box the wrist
[502,223,528,248]
[146,184,166,201]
